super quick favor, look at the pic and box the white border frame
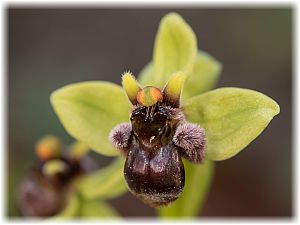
[0,1,297,224]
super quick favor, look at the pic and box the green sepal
[152,12,197,87]
[183,87,280,161]
[50,81,130,156]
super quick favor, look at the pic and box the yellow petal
[163,72,186,107]
[122,71,141,105]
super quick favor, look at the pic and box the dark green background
[8,7,292,217]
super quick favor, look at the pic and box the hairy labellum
[109,73,206,207]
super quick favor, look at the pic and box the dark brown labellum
[124,137,185,207]
[125,104,186,207]
[110,74,206,207]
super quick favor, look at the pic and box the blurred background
[7,7,292,217]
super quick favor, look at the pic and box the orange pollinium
[137,87,163,107]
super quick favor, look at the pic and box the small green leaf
[182,51,222,100]
[51,81,130,156]
[158,160,214,218]
[75,157,127,199]
[183,88,280,161]
[152,12,197,87]
[79,199,119,218]
[54,193,80,218]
